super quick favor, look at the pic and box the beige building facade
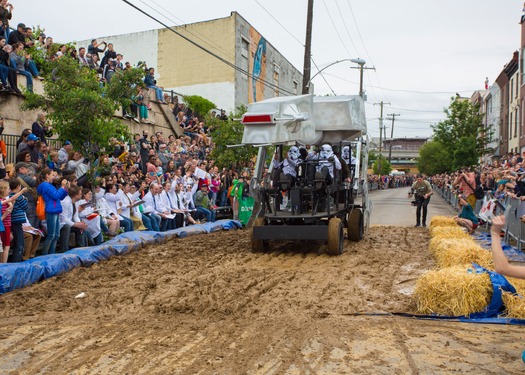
[76,12,304,112]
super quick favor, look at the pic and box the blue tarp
[0,220,242,295]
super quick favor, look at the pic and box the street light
[350,58,374,99]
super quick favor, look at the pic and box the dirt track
[0,225,524,374]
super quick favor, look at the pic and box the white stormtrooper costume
[342,146,357,165]
[273,146,301,178]
[308,144,341,178]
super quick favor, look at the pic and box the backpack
[474,185,485,200]
[36,195,46,220]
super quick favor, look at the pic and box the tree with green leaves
[183,95,216,118]
[208,105,258,169]
[424,97,491,173]
[417,140,449,175]
[372,154,391,175]
[22,55,144,158]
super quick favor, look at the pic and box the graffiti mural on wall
[249,27,266,103]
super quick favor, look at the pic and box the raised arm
[491,215,525,279]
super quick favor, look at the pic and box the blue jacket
[36,182,68,214]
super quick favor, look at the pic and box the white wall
[75,29,159,72]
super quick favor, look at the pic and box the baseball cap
[39,33,46,38]
[64,140,72,146]
[17,23,26,29]
[14,162,31,171]
[201,183,208,188]
[27,134,39,141]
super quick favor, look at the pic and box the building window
[514,109,518,138]
[241,39,249,81]
[293,80,299,95]
[273,64,280,97]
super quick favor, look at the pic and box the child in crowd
[0,180,27,262]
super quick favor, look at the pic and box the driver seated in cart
[307,144,342,185]
[273,146,301,190]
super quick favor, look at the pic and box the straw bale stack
[429,216,457,230]
[430,226,470,240]
[433,244,494,270]
[415,265,493,316]
[429,237,477,257]
[502,292,525,319]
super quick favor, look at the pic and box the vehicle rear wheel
[251,217,268,252]
[327,217,344,255]
[347,209,363,241]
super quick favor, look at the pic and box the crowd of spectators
[0,4,254,263]
[0,109,253,263]
[430,151,525,220]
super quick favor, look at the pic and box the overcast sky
[14,0,521,139]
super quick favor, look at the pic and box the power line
[121,0,296,96]
[333,0,360,57]
[321,0,353,58]
[311,59,336,95]
[322,72,477,95]
[253,0,305,47]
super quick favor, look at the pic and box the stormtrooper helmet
[342,146,350,162]
[319,144,333,159]
[288,146,300,160]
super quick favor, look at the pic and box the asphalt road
[369,187,457,226]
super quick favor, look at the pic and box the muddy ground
[0,225,524,374]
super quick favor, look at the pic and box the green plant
[183,95,216,118]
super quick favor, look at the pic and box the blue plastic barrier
[0,220,242,295]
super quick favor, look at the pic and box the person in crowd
[195,184,216,223]
[31,113,52,145]
[37,168,68,255]
[94,185,120,237]
[453,168,477,208]
[409,174,432,227]
[22,216,41,260]
[454,194,479,234]
[15,162,37,227]
[17,133,39,163]
[59,185,89,252]
[7,22,26,46]
[0,1,13,41]
[104,183,132,232]
[8,179,28,262]
[160,180,184,228]
[8,42,33,92]
[78,47,89,67]
[0,36,17,93]
[144,67,166,104]
[87,39,107,61]
[57,141,72,168]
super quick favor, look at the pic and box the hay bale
[502,292,525,319]
[429,237,477,257]
[507,277,525,296]
[430,226,470,239]
[433,244,494,270]
[429,216,457,230]
[415,265,493,316]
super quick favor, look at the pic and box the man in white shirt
[59,186,89,252]
[104,183,133,232]
[160,181,184,228]
[143,182,174,231]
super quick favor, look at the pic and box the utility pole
[350,59,375,99]
[302,0,314,94]
[374,101,390,177]
[386,113,400,163]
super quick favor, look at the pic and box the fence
[2,134,61,165]
[434,186,525,251]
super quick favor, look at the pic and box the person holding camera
[409,174,432,227]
